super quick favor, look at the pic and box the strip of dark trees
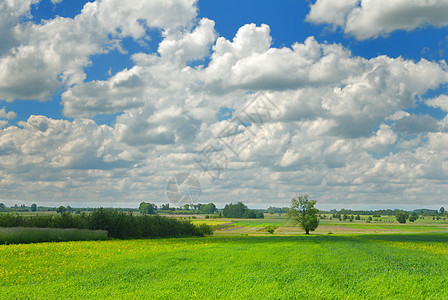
[0,208,213,238]
[222,202,264,219]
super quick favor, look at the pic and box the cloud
[361,124,397,152]
[307,0,360,27]
[2,2,448,208]
[62,67,146,118]
[0,0,198,102]
[395,114,440,134]
[0,108,16,119]
[426,94,448,111]
[0,0,37,56]
[62,17,217,118]
[307,0,448,40]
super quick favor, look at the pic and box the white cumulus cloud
[307,0,448,40]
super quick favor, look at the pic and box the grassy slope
[1,233,448,299]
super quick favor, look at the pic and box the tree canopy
[288,194,319,234]
[395,211,409,223]
[222,202,264,219]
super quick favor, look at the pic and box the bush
[195,223,214,236]
[266,226,277,234]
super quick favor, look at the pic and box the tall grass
[0,227,108,244]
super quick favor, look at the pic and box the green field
[2,214,448,298]
[1,233,448,299]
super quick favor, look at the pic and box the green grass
[0,227,108,244]
[190,220,231,226]
[231,219,288,227]
[335,223,448,231]
[1,233,448,299]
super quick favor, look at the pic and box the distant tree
[255,210,264,219]
[223,202,247,218]
[287,194,319,234]
[56,206,66,214]
[200,203,217,214]
[0,203,6,211]
[183,204,190,210]
[66,206,73,213]
[161,203,170,211]
[139,202,156,215]
[222,202,262,219]
[244,209,256,219]
[31,203,37,212]
[440,207,445,214]
[355,215,361,220]
[409,212,418,222]
[395,211,409,224]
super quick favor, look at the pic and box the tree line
[138,202,217,215]
[0,208,213,238]
[326,207,446,217]
[222,202,264,219]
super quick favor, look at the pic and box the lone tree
[395,211,409,223]
[288,194,319,234]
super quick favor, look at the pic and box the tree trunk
[305,229,309,234]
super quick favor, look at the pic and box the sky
[1,0,448,210]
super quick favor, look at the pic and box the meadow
[1,233,448,299]
[1,214,448,299]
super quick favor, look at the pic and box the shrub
[266,226,277,234]
[195,223,214,236]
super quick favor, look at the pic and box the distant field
[231,218,288,227]
[203,214,448,236]
[190,220,231,226]
[1,233,448,299]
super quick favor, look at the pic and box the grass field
[1,233,448,299]
[2,214,448,298]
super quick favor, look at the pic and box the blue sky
[1,0,448,209]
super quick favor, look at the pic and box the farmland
[1,233,448,299]
[1,214,448,299]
